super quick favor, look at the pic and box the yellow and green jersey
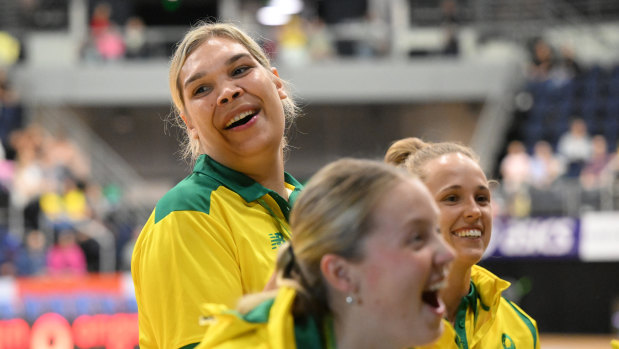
[420,265,539,349]
[197,286,334,349]
[131,154,302,349]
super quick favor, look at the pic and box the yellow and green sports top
[131,154,303,349]
[419,265,540,349]
[196,286,335,349]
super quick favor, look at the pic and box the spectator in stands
[89,2,112,38]
[441,0,460,56]
[557,118,592,178]
[277,15,309,66]
[197,158,454,348]
[47,227,87,276]
[500,140,531,194]
[306,17,334,62]
[39,171,90,231]
[385,137,540,349]
[85,1,125,61]
[9,124,47,230]
[131,22,303,349]
[530,140,564,189]
[14,229,47,276]
[0,70,24,161]
[528,37,555,81]
[124,16,148,59]
[0,225,19,276]
[580,135,613,190]
[44,132,91,189]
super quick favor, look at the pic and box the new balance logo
[269,232,285,249]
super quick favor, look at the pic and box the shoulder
[498,297,539,347]
[499,297,538,326]
[154,172,225,223]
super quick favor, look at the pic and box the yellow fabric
[420,265,540,349]
[132,185,295,348]
[197,286,298,349]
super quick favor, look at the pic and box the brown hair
[168,21,299,161]
[238,158,413,319]
[384,137,479,181]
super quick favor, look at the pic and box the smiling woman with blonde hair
[385,137,540,349]
[131,22,303,348]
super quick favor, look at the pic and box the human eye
[231,65,252,76]
[405,227,428,248]
[476,194,490,205]
[192,85,212,97]
[442,194,458,203]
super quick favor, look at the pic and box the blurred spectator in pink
[500,140,532,194]
[86,2,125,61]
[557,118,592,178]
[47,227,87,276]
[529,140,564,189]
[580,135,613,190]
[96,26,125,61]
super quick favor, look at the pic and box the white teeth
[225,110,256,128]
[454,229,481,238]
[426,280,446,292]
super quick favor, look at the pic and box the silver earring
[345,295,354,304]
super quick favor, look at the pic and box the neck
[333,308,400,349]
[441,261,473,322]
[245,150,287,200]
[211,146,288,200]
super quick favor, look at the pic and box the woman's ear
[320,254,356,294]
[271,67,288,100]
[181,114,198,139]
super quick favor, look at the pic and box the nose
[463,197,482,222]
[217,84,243,105]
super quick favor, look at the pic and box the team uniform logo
[269,232,286,249]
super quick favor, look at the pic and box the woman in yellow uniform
[131,22,303,348]
[385,137,540,349]
[197,158,454,348]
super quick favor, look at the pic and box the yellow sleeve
[132,210,242,349]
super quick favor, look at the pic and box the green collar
[194,154,303,219]
[453,281,490,349]
[294,314,336,349]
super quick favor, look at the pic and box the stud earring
[345,295,355,305]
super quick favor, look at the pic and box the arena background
[0,0,618,347]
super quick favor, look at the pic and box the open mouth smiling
[421,280,445,309]
[453,229,482,238]
[224,109,259,130]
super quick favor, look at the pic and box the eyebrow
[183,53,251,90]
[439,184,489,192]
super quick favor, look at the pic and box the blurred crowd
[0,72,139,278]
[498,36,619,217]
[81,2,150,62]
